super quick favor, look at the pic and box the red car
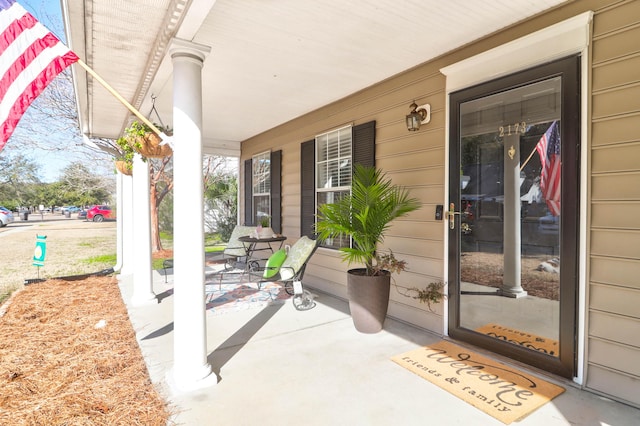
[86,205,114,222]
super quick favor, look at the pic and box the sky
[22,1,63,35]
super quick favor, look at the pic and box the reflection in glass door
[448,57,579,378]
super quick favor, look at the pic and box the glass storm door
[448,57,580,378]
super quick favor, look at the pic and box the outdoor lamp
[406,102,431,131]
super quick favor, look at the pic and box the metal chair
[206,225,256,275]
[252,236,319,297]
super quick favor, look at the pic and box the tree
[149,156,173,252]
[34,182,65,209]
[0,158,112,212]
[58,162,112,206]
[0,154,41,209]
[158,184,173,233]
[203,156,238,240]
[205,174,237,240]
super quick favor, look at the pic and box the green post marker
[33,235,47,267]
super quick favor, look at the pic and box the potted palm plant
[316,164,421,333]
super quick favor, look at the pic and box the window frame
[315,125,353,249]
[244,150,282,232]
[252,151,271,226]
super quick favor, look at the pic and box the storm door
[448,56,580,378]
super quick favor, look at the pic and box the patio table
[237,235,287,271]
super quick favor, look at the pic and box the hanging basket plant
[114,159,133,175]
[125,121,172,158]
[114,136,135,175]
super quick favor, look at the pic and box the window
[244,150,282,232]
[316,126,352,248]
[300,120,376,242]
[252,151,270,226]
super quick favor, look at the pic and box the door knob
[447,202,461,229]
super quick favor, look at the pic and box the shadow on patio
[119,271,639,426]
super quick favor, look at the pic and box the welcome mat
[204,282,291,315]
[476,324,559,357]
[391,341,564,424]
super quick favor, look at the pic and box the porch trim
[440,11,593,92]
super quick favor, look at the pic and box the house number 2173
[498,121,526,137]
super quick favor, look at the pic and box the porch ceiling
[63,0,568,156]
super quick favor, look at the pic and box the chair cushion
[263,249,287,278]
[224,225,256,257]
[280,236,316,280]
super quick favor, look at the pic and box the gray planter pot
[347,268,391,333]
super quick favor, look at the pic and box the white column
[500,134,527,298]
[114,173,123,272]
[120,173,134,276]
[170,38,215,391]
[130,154,156,305]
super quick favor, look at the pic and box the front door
[448,56,580,378]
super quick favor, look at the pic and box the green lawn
[82,232,227,271]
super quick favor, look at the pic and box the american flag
[535,121,561,216]
[0,0,78,152]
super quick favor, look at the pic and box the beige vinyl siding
[240,0,640,406]
[588,0,640,407]
[242,67,448,331]
[590,256,640,290]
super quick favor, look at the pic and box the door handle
[447,202,461,229]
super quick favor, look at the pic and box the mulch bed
[0,276,171,425]
[461,252,560,300]
[152,249,173,260]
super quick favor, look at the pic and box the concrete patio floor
[118,271,640,426]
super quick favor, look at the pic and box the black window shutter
[244,158,253,225]
[352,120,376,168]
[270,150,282,234]
[300,140,315,238]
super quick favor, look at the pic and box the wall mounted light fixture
[406,101,431,131]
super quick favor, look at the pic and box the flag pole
[75,59,162,136]
[520,145,537,171]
